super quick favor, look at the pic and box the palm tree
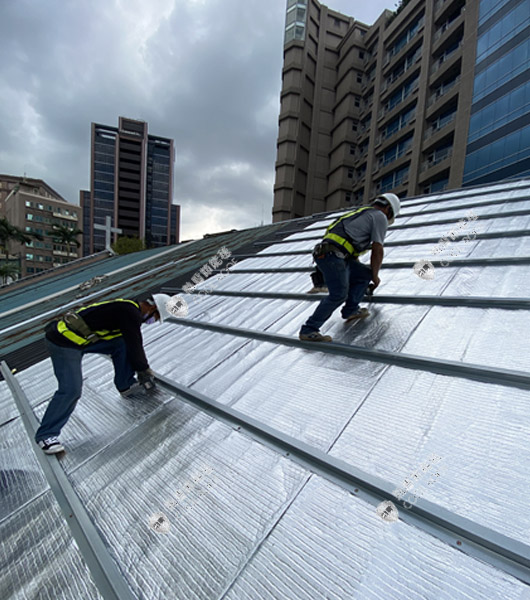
[0,217,37,258]
[50,224,82,260]
[0,261,20,284]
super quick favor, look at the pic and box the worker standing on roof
[299,194,401,342]
[35,293,171,454]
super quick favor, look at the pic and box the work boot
[299,331,333,342]
[37,437,65,454]
[344,307,370,322]
[120,382,144,398]
[306,286,329,294]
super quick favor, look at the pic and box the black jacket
[45,300,149,372]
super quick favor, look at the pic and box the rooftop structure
[1,179,530,598]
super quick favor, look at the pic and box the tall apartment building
[81,117,180,255]
[0,175,82,277]
[274,0,529,221]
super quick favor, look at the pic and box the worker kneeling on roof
[299,194,400,343]
[35,293,171,455]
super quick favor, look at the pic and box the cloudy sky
[0,0,393,240]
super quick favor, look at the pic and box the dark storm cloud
[0,0,392,238]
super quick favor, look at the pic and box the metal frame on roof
[274,209,530,236]
[149,370,530,584]
[0,361,136,600]
[253,228,530,248]
[225,256,530,273]
[166,317,530,390]
[161,288,530,311]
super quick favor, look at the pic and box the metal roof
[1,180,530,599]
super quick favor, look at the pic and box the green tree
[0,217,42,259]
[0,261,20,284]
[111,236,146,255]
[50,223,82,260]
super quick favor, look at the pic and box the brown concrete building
[273,0,479,221]
[82,117,180,255]
[0,175,82,277]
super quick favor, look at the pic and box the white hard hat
[373,193,401,225]
[151,293,172,322]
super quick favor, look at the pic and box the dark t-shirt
[46,300,149,372]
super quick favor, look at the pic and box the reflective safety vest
[56,299,140,346]
[323,206,375,257]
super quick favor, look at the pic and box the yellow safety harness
[323,206,374,257]
[56,299,140,346]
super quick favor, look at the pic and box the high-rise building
[0,175,82,277]
[274,0,529,221]
[82,117,180,254]
[463,0,530,186]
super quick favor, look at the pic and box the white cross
[94,216,123,252]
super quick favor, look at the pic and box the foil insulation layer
[68,400,310,600]
[225,475,530,600]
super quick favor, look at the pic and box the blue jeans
[300,252,372,335]
[35,337,137,442]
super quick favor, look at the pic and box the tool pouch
[63,311,101,343]
[312,243,325,261]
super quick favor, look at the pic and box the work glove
[138,368,156,392]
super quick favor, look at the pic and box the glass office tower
[83,117,179,254]
[463,0,530,185]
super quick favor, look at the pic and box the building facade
[0,175,82,277]
[274,0,495,221]
[463,0,530,186]
[82,117,180,254]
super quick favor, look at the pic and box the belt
[313,242,348,260]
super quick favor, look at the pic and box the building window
[354,97,361,107]
[350,144,356,155]
[347,168,354,179]
[359,51,364,59]
[25,201,31,207]
[27,267,34,273]
[26,213,33,221]
[26,253,34,260]
[357,73,363,83]
[345,192,352,202]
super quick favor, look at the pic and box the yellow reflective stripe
[57,298,139,345]
[323,206,373,256]
[324,233,355,255]
[57,320,90,346]
[325,206,372,234]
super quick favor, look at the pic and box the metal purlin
[160,288,530,311]
[251,228,530,248]
[150,371,530,584]
[166,317,530,391]
[221,256,530,273]
[268,193,530,239]
[274,208,530,236]
[0,361,136,600]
